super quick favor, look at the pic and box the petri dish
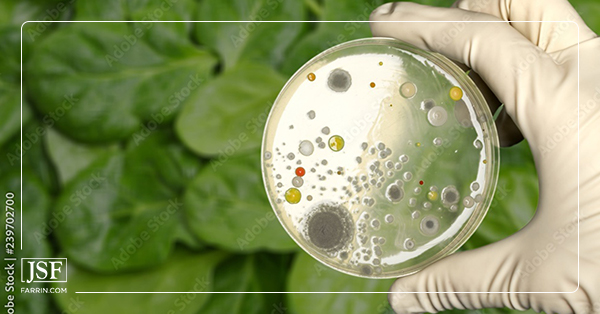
[261,37,499,278]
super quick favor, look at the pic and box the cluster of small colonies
[280,106,349,205]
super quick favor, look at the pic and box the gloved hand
[370,1,600,313]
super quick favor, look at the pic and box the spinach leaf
[26,22,216,143]
[53,250,228,314]
[195,0,306,71]
[1,0,73,148]
[73,0,126,20]
[199,253,291,313]
[75,0,199,55]
[0,81,26,148]
[287,251,395,313]
[175,62,284,157]
[1,123,59,193]
[0,170,52,314]
[45,129,119,186]
[53,130,202,272]
[0,124,55,314]
[281,24,374,76]
[127,0,198,53]
[571,0,600,33]
[281,0,453,75]
[15,151,56,246]
[0,26,33,147]
[183,152,297,252]
[280,0,385,75]
[0,0,72,27]
[74,0,197,21]
[0,26,21,84]
[126,0,197,21]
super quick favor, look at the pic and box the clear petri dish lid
[261,37,499,278]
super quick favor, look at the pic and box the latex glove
[370,1,600,313]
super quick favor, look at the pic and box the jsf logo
[21,258,67,283]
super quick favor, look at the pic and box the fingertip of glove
[371,1,431,20]
[388,278,416,314]
[370,2,395,20]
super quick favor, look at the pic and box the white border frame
[19,20,579,294]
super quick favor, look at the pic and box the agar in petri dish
[261,38,499,278]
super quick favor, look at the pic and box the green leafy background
[1,0,596,313]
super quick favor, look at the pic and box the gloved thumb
[388,236,528,313]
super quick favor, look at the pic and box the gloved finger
[453,0,598,53]
[388,238,528,314]
[369,2,563,143]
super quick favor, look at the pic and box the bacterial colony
[262,39,499,278]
